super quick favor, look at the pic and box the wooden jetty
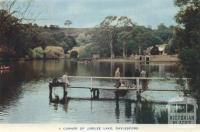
[49,76,189,102]
[49,81,68,103]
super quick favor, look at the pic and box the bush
[77,44,94,58]
[70,50,78,58]
[165,44,177,55]
[44,46,64,59]
[150,45,159,55]
[0,46,16,60]
[31,47,44,59]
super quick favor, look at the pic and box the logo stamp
[167,97,197,126]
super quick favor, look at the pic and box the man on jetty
[62,73,70,87]
[140,69,147,77]
[140,69,148,90]
[114,67,121,88]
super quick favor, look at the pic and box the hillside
[58,28,95,37]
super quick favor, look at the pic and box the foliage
[165,39,178,55]
[135,101,155,123]
[72,44,94,58]
[117,31,132,57]
[0,0,77,59]
[156,110,168,124]
[150,45,160,55]
[0,1,173,60]
[92,20,173,57]
[0,8,77,59]
[79,46,94,58]
[64,20,72,27]
[93,16,134,58]
[44,46,64,59]
[52,32,77,53]
[30,47,44,59]
[49,25,60,30]
[0,9,24,57]
[174,0,200,98]
[70,50,78,58]
[76,33,92,45]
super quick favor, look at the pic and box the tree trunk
[123,62,125,77]
[110,39,115,59]
[123,42,126,58]
[139,45,141,55]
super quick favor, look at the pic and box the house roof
[145,43,168,53]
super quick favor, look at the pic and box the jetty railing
[49,76,190,101]
[67,76,189,90]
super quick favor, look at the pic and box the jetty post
[49,81,68,103]
[91,88,100,99]
[136,78,141,101]
[90,77,100,99]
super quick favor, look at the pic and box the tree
[0,0,35,23]
[155,23,173,44]
[118,31,132,58]
[0,0,37,58]
[91,21,172,57]
[62,36,77,53]
[150,45,159,55]
[127,26,164,55]
[174,0,200,98]
[49,25,60,30]
[70,50,78,58]
[95,16,133,59]
[64,20,72,28]
[76,33,92,45]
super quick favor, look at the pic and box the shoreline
[93,55,179,63]
[0,55,179,63]
[93,58,179,63]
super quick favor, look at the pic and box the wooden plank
[68,76,189,80]
[68,86,138,90]
[92,86,138,90]
[145,89,181,92]
[67,97,169,104]
[67,86,181,92]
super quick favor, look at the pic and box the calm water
[0,60,199,123]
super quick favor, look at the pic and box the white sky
[1,0,178,28]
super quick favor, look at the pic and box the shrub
[150,45,159,55]
[70,50,78,58]
[31,47,44,59]
[44,46,64,59]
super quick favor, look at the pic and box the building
[145,44,168,55]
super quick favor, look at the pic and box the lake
[0,60,199,123]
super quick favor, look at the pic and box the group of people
[57,68,147,89]
[115,67,147,78]
[114,67,148,89]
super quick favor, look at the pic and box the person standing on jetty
[140,69,147,77]
[135,69,140,77]
[140,69,148,90]
[62,73,70,87]
[114,67,121,88]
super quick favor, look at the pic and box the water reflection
[49,94,69,113]
[0,60,194,123]
[114,99,169,124]
[135,101,155,123]
[156,110,168,124]
[125,99,132,118]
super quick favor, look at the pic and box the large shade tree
[174,0,200,98]
[94,16,134,59]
